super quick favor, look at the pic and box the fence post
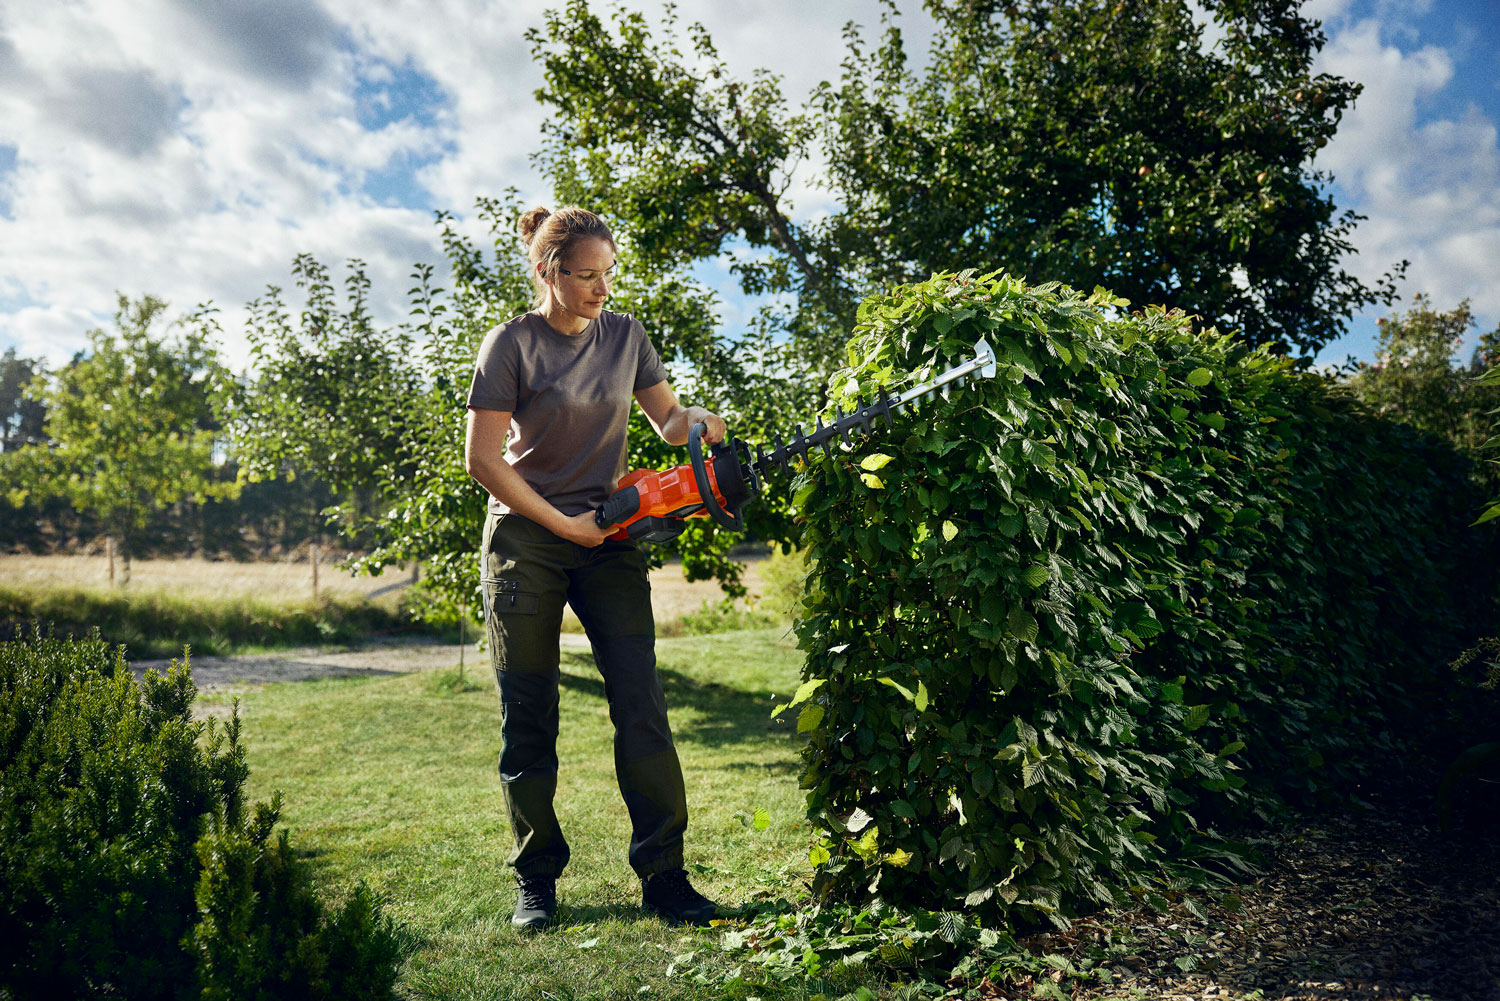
[311,542,320,602]
[106,535,115,587]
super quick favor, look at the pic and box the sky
[0,0,1495,373]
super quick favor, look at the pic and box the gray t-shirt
[467,309,669,516]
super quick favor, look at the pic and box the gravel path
[129,631,595,689]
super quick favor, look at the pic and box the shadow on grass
[722,760,801,775]
[555,650,798,748]
[553,902,651,927]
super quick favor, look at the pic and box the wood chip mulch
[1010,779,1500,1001]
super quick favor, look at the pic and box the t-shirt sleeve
[632,318,670,391]
[467,324,520,411]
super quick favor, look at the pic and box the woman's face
[545,236,616,322]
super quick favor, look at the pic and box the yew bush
[787,272,1496,925]
[0,630,404,999]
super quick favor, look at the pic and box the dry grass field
[1,552,410,603]
[0,552,769,629]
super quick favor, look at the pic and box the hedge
[785,272,1497,926]
[0,628,404,999]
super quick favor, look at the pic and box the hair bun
[518,206,552,245]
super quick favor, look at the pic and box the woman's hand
[635,383,729,447]
[560,510,617,547]
[687,407,727,446]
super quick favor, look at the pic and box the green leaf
[851,826,880,861]
[846,807,875,832]
[791,480,816,511]
[791,677,826,705]
[876,676,916,702]
[797,703,826,733]
[860,473,885,490]
[1185,704,1210,729]
[1187,367,1213,387]
[882,848,914,867]
[860,453,895,471]
[809,844,831,866]
[942,520,959,542]
[1022,757,1044,787]
[915,681,930,713]
[1473,503,1500,526]
[1021,564,1049,588]
[1008,606,1039,643]
[752,807,770,831]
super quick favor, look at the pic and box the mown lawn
[194,627,883,1001]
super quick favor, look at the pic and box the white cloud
[0,0,452,369]
[1,0,1493,376]
[1314,18,1500,345]
[0,0,936,372]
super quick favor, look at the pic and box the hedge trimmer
[595,339,998,542]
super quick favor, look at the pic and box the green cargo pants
[480,510,689,879]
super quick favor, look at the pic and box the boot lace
[518,877,556,910]
[651,869,697,903]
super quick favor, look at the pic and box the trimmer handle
[689,421,745,532]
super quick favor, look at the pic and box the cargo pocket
[485,578,540,615]
[482,576,548,672]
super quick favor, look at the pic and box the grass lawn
[194,627,881,1001]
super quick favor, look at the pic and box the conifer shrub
[0,628,404,999]
[786,272,1497,926]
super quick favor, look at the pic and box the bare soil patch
[1019,783,1500,1001]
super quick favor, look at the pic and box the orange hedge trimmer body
[595,339,997,543]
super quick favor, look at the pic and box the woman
[464,206,724,931]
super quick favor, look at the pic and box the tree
[1475,360,1500,526]
[1342,295,1500,460]
[0,347,47,453]
[225,195,757,623]
[1,295,238,582]
[222,253,420,514]
[528,0,1402,362]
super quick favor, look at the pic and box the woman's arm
[465,407,614,546]
[634,381,726,447]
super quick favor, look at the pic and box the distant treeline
[2,345,368,558]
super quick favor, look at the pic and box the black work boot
[513,875,557,932]
[641,868,719,925]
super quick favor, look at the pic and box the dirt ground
[1016,777,1500,1001]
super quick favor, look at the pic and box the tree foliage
[0,347,47,453]
[1472,359,1500,527]
[1342,295,1500,465]
[0,296,238,577]
[784,270,1495,924]
[528,0,1400,364]
[224,196,758,619]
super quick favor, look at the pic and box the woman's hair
[518,206,615,305]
